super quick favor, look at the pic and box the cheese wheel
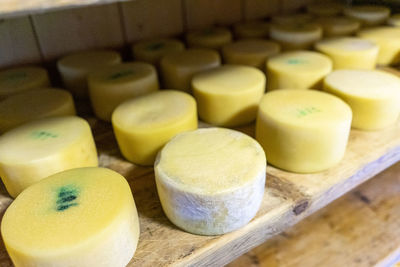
[88,62,159,121]
[388,14,400,26]
[344,5,390,26]
[1,167,139,267]
[315,16,361,37]
[269,23,322,50]
[307,2,343,17]
[315,37,379,70]
[186,27,232,50]
[357,27,400,65]
[0,67,50,99]
[192,65,265,126]
[323,70,400,130]
[266,51,332,90]
[222,39,280,69]
[233,21,270,39]
[0,116,98,197]
[57,50,122,98]
[112,90,197,166]
[132,38,185,65]
[0,88,76,133]
[155,127,266,235]
[271,13,313,25]
[256,89,352,173]
[160,49,221,92]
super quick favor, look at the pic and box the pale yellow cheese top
[315,37,378,54]
[0,67,49,97]
[57,50,121,72]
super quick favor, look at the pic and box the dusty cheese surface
[344,5,390,26]
[155,128,266,235]
[132,38,185,65]
[270,23,322,50]
[1,167,139,267]
[186,27,232,50]
[233,21,270,39]
[315,16,360,37]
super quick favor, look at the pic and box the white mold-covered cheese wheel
[112,90,197,166]
[323,70,400,130]
[256,89,352,173]
[0,88,76,133]
[388,14,400,26]
[1,167,139,267]
[222,39,280,70]
[357,27,400,65]
[57,50,122,98]
[160,49,221,92]
[155,127,266,235]
[192,65,265,127]
[233,21,270,39]
[307,2,343,17]
[266,51,332,90]
[315,37,379,70]
[315,16,361,37]
[88,62,159,121]
[271,13,313,25]
[132,38,185,65]
[186,27,232,50]
[269,23,322,50]
[0,67,50,99]
[0,116,98,197]
[344,5,390,26]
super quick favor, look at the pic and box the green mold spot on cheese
[31,131,58,140]
[146,42,165,51]
[108,70,134,80]
[56,185,79,212]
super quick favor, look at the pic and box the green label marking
[31,131,58,140]
[1,72,27,82]
[108,70,134,80]
[146,42,165,51]
[56,185,79,212]
[287,58,307,65]
[296,107,322,118]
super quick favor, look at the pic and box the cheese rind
[192,65,265,126]
[186,27,232,50]
[0,116,98,197]
[315,16,361,37]
[315,37,379,70]
[256,89,352,173]
[132,38,185,65]
[233,21,270,39]
[323,70,400,130]
[1,167,139,267]
[112,90,197,166]
[266,51,332,90]
[344,5,390,26]
[0,88,76,133]
[88,62,159,121]
[269,23,322,50]
[155,127,266,235]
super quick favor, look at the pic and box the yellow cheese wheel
[221,39,280,69]
[233,21,270,39]
[344,5,390,26]
[88,62,159,122]
[315,37,379,70]
[186,27,232,50]
[315,16,361,37]
[387,14,400,26]
[323,70,400,130]
[269,23,322,50]
[0,116,98,197]
[160,49,221,92]
[0,67,50,99]
[57,50,122,98]
[266,51,332,90]
[0,88,76,133]
[132,38,185,65]
[112,90,197,166]
[192,65,265,126]
[271,13,313,25]
[357,27,400,65]
[307,2,343,17]
[155,127,266,235]
[256,89,352,173]
[1,167,139,267]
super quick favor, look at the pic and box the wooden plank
[228,161,400,267]
[31,3,124,60]
[243,0,280,21]
[121,0,183,43]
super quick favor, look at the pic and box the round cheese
[357,27,400,65]
[0,88,76,133]
[0,116,98,197]
[155,127,266,235]
[192,65,265,127]
[233,21,270,39]
[269,23,322,50]
[315,37,379,70]
[57,50,122,98]
[186,27,232,50]
[1,167,139,267]
[256,89,352,173]
[160,49,221,92]
[271,13,313,25]
[323,70,400,130]
[307,2,343,17]
[0,67,50,99]
[387,14,400,26]
[266,51,332,90]
[315,16,361,37]
[222,39,280,69]
[88,62,159,122]
[112,90,197,166]
[132,38,185,65]
[344,5,390,26]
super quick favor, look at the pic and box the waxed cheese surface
[186,27,232,50]
[132,38,185,64]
